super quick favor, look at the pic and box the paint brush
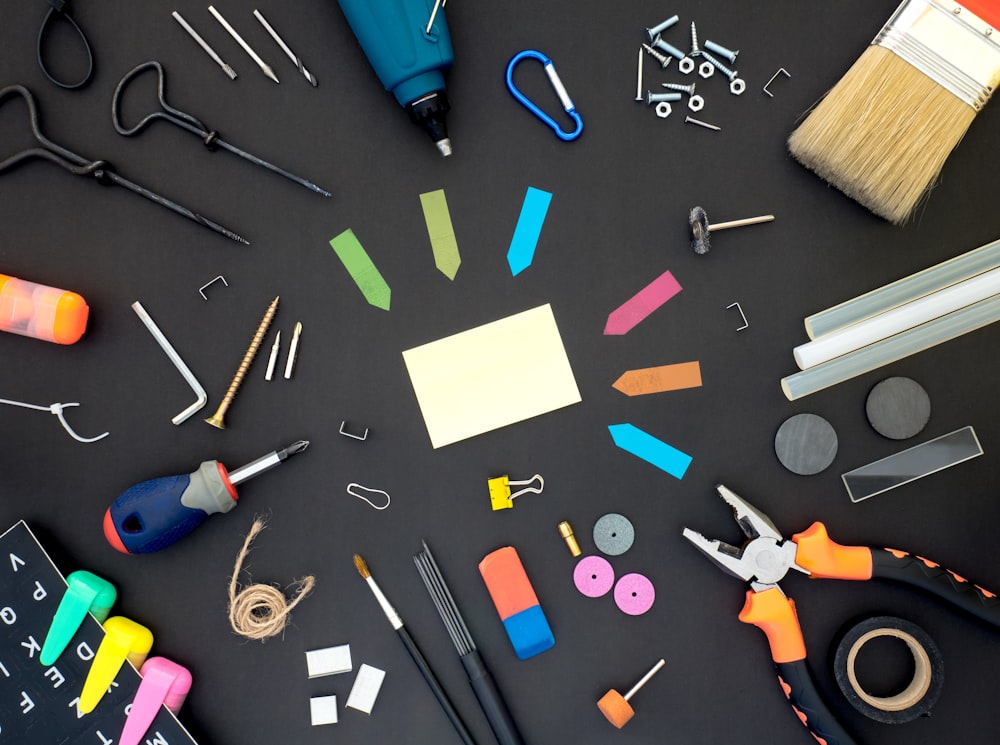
[414,541,525,745]
[788,0,1000,225]
[353,554,477,745]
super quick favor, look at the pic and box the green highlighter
[40,570,117,666]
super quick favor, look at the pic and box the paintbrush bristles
[353,553,371,578]
[789,45,977,225]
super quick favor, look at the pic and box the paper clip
[506,50,583,142]
[488,474,544,511]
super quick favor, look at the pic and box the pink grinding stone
[573,555,615,598]
[614,573,655,615]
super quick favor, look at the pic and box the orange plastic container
[0,274,89,344]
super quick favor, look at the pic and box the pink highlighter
[120,657,192,745]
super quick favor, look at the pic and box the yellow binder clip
[488,474,544,511]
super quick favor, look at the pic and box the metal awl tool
[253,10,317,86]
[208,5,279,84]
[112,62,331,197]
[0,85,247,244]
[172,11,237,80]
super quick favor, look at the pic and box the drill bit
[208,5,279,84]
[172,11,237,80]
[253,10,317,87]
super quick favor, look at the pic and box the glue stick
[0,274,89,344]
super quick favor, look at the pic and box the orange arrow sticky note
[612,361,702,396]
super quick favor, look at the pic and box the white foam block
[346,663,386,715]
[310,695,338,725]
[306,644,352,678]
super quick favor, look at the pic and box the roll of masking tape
[833,616,943,724]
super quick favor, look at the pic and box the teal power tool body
[336,0,454,155]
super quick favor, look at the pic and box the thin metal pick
[172,11,237,80]
[208,5,279,83]
[253,10,317,86]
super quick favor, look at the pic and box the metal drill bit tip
[279,440,310,457]
[436,138,453,157]
[221,64,238,80]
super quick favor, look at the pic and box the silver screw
[704,39,739,64]
[662,82,696,96]
[653,37,687,61]
[644,14,679,43]
[701,51,737,81]
[689,22,701,56]
[647,91,682,105]
[641,43,672,69]
[685,116,721,131]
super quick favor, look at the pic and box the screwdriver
[103,441,309,554]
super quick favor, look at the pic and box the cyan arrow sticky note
[507,187,552,276]
[608,423,692,479]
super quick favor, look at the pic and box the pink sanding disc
[573,555,615,597]
[614,573,655,615]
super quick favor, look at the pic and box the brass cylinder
[558,520,582,557]
[205,295,279,429]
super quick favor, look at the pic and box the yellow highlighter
[79,616,154,714]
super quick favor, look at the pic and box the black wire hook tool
[112,61,332,198]
[0,84,248,244]
[36,0,94,90]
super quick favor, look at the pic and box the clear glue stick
[0,274,89,344]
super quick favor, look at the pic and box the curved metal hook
[505,50,583,142]
[112,61,209,138]
[0,84,100,175]
[0,397,108,443]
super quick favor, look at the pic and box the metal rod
[172,11,237,79]
[253,9,317,86]
[208,5,279,83]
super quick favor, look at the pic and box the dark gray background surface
[2,1,1000,744]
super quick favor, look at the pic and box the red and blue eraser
[479,546,554,660]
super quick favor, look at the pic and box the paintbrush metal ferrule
[876,0,1000,110]
[355,555,404,629]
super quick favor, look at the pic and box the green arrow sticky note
[329,229,391,311]
[419,189,461,280]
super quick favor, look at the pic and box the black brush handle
[461,650,525,745]
[398,627,478,745]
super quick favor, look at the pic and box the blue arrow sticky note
[608,423,692,479]
[507,187,552,276]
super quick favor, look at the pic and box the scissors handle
[112,61,209,138]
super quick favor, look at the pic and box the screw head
[698,61,715,78]
[678,57,695,75]
[688,95,705,112]
[655,101,672,118]
[729,78,746,95]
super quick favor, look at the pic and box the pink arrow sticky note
[604,270,682,335]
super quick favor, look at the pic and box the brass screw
[558,520,582,557]
[205,295,279,429]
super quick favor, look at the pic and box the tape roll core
[834,616,943,724]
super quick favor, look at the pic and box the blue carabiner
[505,50,584,142]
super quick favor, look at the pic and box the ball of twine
[228,517,315,640]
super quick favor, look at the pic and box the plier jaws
[682,484,808,586]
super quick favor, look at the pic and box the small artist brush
[353,554,477,745]
[788,0,1000,225]
[414,541,526,745]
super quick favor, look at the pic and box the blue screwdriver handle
[104,461,238,554]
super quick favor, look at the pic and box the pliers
[683,484,1000,745]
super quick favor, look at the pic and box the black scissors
[0,84,248,244]
[112,61,332,197]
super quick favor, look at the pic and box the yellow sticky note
[402,305,582,448]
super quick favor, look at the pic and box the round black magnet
[833,615,943,724]
[774,413,838,475]
[866,377,931,440]
[593,513,634,556]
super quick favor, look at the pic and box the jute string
[228,517,315,640]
